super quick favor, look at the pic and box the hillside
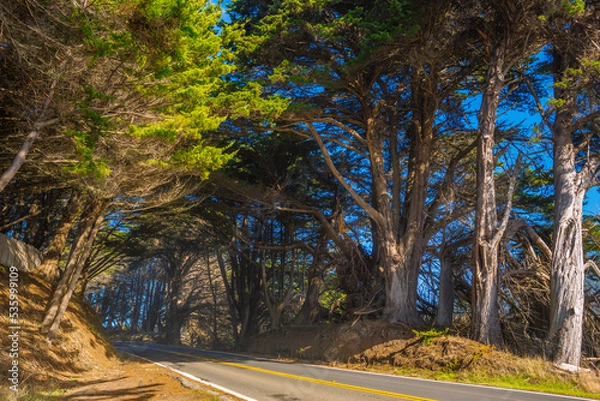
[0,266,240,400]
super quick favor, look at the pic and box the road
[115,342,595,401]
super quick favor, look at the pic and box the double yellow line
[127,344,437,401]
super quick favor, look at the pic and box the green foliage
[170,144,235,178]
[65,0,282,185]
[232,0,416,73]
[561,0,585,16]
[548,97,567,108]
[582,58,600,74]
[319,289,346,316]
[412,327,449,345]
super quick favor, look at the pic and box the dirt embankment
[0,267,239,400]
[244,320,600,395]
[0,267,115,388]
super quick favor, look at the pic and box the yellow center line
[125,344,438,401]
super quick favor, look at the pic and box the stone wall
[0,233,42,271]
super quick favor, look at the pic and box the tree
[543,1,600,367]
[230,0,481,326]
[29,0,246,339]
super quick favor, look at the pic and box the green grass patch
[10,388,65,401]
[377,366,600,400]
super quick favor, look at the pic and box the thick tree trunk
[472,40,506,346]
[548,106,586,367]
[164,259,183,345]
[165,294,182,345]
[373,136,422,325]
[367,117,419,325]
[41,198,108,339]
[381,78,434,327]
[34,190,83,283]
[472,243,503,345]
[382,242,420,326]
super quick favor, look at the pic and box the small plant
[297,346,311,356]
[412,327,449,345]
[319,289,347,318]
[444,356,462,373]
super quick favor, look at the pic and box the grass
[338,363,600,400]
[4,389,65,401]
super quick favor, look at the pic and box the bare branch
[308,122,385,228]
[492,153,523,249]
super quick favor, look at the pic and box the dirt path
[57,356,241,401]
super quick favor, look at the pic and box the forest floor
[243,320,600,399]
[0,267,240,401]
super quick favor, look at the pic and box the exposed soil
[54,356,236,401]
[0,267,239,400]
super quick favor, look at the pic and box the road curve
[114,341,595,401]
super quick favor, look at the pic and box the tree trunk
[472,38,507,346]
[206,254,220,346]
[164,258,183,345]
[41,200,99,334]
[381,75,434,327]
[295,255,324,324]
[216,249,240,343]
[41,198,108,339]
[0,130,39,193]
[472,243,503,345]
[548,96,586,367]
[165,293,182,345]
[382,241,420,326]
[146,280,164,332]
[0,83,57,193]
[34,190,83,283]
[435,249,454,329]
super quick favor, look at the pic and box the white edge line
[119,350,257,401]
[119,343,596,401]
[299,362,598,401]
[162,346,596,401]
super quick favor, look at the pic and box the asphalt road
[114,341,595,401]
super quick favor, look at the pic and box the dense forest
[1,0,599,371]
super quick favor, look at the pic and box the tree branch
[308,122,385,228]
[492,153,522,249]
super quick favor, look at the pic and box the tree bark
[41,198,108,339]
[0,80,57,193]
[435,248,454,329]
[165,289,183,345]
[295,249,325,324]
[206,254,221,346]
[381,75,435,327]
[472,39,507,346]
[371,122,421,325]
[34,190,83,283]
[0,130,39,193]
[548,91,586,367]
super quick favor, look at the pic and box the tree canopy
[1,0,599,369]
